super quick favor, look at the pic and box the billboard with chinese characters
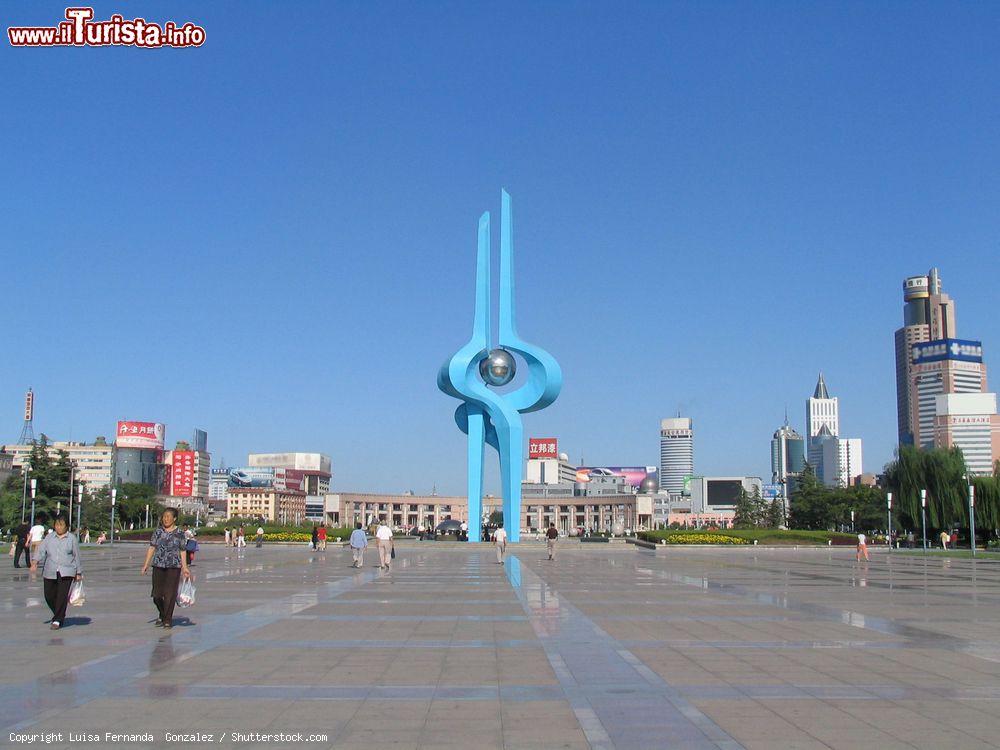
[575,466,657,488]
[528,438,559,459]
[911,338,983,364]
[116,421,165,450]
[170,450,196,496]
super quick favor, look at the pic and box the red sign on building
[528,438,558,458]
[171,450,195,496]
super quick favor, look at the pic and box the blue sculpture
[437,190,562,543]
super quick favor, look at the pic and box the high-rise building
[770,418,805,484]
[932,393,1000,475]
[894,268,957,445]
[910,339,988,448]
[821,437,863,487]
[806,373,839,443]
[659,417,693,496]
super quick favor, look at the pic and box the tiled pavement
[2,543,1000,749]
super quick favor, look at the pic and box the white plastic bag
[177,578,196,608]
[69,579,85,606]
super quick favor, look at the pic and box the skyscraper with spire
[806,373,839,443]
[771,412,805,487]
[804,374,864,486]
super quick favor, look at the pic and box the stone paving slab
[3,543,1000,748]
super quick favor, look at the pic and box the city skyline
[4,3,1000,494]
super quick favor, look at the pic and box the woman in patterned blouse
[140,508,191,629]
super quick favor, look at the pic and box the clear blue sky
[3,1,998,494]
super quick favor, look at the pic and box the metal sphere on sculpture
[479,348,516,386]
[640,476,658,494]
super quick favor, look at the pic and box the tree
[788,464,839,530]
[733,489,757,528]
[488,510,503,526]
[767,497,786,529]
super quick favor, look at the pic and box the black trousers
[44,574,73,623]
[151,566,182,623]
[14,540,30,567]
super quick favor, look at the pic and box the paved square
[3,543,1000,749]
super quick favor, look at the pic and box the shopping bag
[390,545,396,559]
[177,578,196,608]
[69,579,86,606]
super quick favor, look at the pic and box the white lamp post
[76,483,84,533]
[920,489,927,551]
[969,483,976,557]
[887,492,892,551]
[29,478,37,525]
[145,503,150,529]
[110,488,117,545]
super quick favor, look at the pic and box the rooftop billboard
[116,421,165,450]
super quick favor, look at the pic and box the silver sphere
[639,477,658,494]
[479,348,516,386]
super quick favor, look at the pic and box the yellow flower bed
[662,534,749,545]
[262,532,312,542]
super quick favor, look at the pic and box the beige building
[322,489,652,534]
[1,439,114,488]
[324,492,468,529]
[227,487,307,523]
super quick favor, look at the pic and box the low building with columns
[323,492,469,530]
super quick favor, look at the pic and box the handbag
[177,578,196,608]
[390,545,396,559]
[69,579,86,606]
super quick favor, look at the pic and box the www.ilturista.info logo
[8,7,205,48]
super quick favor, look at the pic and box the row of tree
[0,437,158,531]
[787,447,1000,535]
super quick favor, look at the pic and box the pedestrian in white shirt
[493,526,508,564]
[856,532,870,561]
[375,522,393,570]
[29,521,46,558]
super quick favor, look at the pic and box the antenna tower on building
[17,388,36,444]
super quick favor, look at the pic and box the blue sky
[3,1,998,494]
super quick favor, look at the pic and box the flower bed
[658,533,750,545]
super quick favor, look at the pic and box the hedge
[638,529,857,545]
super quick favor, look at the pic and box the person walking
[254,526,263,548]
[311,525,319,551]
[493,525,508,565]
[317,525,327,551]
[224,527,231,547]
[140,508,191,629]
[81,527,90,544]
[30,514,82,630]
[13,521,31,568]
[349,522,368,568]
[29,518,46,559]
[185,531,198,565]
[940,530,950,550]
[546,522,558,561]
[856,532,870,562]
[375,521,393,570]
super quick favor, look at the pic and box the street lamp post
[20,463,30,523]
[969,483,976,557]
[850,509,855,533]
[68,464,74,533]
[920,489,927,551]
[145,503,150,529]
[887,492,893,551]
[76,483,84,533]
[110,488,117,545]
[29,478,37,525]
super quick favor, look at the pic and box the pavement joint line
[507,554,744,750]
[635,560,1000,661]
[0,565,382,732]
